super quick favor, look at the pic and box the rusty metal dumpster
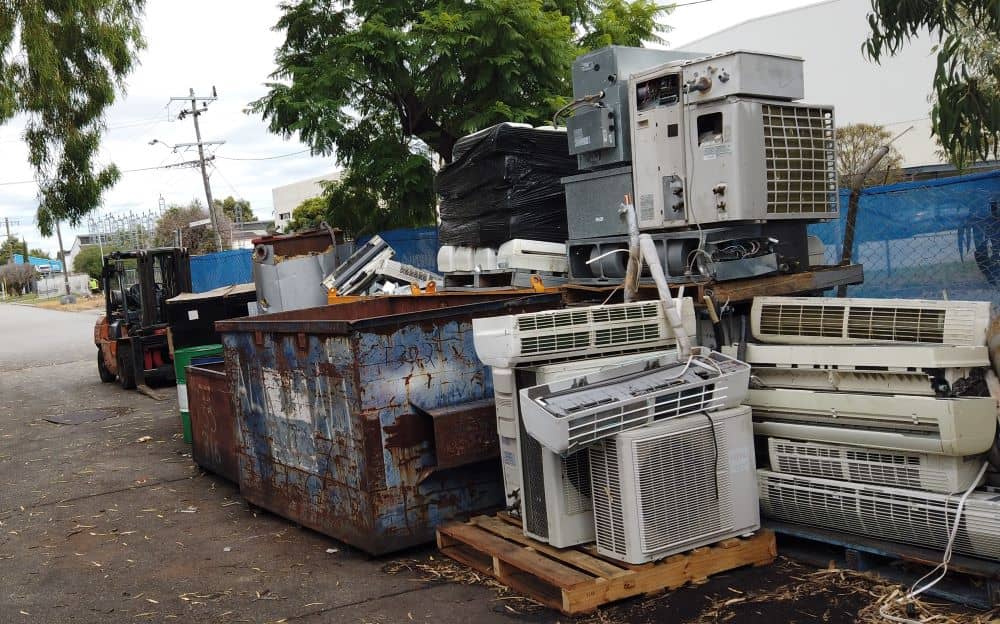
[187,360,239,483]
[215,292,560,554]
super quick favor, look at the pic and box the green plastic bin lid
[173,344,223,384]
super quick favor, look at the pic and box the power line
[0,161,203,188]
[169,87,224,251]
[216,149,310,161]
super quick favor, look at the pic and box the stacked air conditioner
[473,299,760,564]
[564,49,835,286]
[747,296,1000,563]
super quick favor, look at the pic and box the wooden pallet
[769,521,1000,609]
[436,515,777,616]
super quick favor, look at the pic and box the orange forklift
[94,248,191,389]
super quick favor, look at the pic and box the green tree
[836,123,904,188]
[285,196,328,233]
[153,200,233,255]
[73,244,114,280]
[865,1,999,167]
[0,236,25,264]
[29,248,51,259]
[213,196,254,223]
[250,0,670,235]
[1,2,146,235]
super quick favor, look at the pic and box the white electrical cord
[877,460,990,623]
[639,234,692,359]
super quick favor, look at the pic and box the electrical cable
[552,92,605,128]
[876,460,990,623]
[216,149,311,161]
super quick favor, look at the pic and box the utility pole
[2,217,15,264]
[170,87,224,251]
[54,219,74,303]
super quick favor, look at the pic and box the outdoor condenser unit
[749,388,998,456]
[629,54,836,229]
[767,438,985,493]
[519,348,751,455]
[745,343,990,396]
[509,353,673,548]
[750,296,992,346]
[758,469,1000,562]
[472,299,696,369]
[589,406,760,565]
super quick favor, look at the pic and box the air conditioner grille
[520,332,591,356]
[762,103,837,216]
[759,304,844,338]
[634,424,732,553]
[594,323,662,348]
[591,441,627,557]
[516,309,590,332]
[519,412,549,538]
[846,307,945,343]
[759,471,1000,561]
[561,450,592,515]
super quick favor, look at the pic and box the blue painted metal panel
[357,226,439,272]
[217,294,559,554]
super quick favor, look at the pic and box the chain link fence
[810,170,1000,304]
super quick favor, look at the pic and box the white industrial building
[271,171,341,231]
[677,0,941,168]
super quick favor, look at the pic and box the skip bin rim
[214,292,561,335]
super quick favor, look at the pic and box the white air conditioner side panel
[766,437,984,493]
[745,344,989,369]
[750,296,991,346]
[758,469,1000,562]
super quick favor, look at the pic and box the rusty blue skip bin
[215,293,560,555]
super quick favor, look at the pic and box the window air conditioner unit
[520,348,751,455]
[495,351,674,546]
[758,469,1000,562]
[767,437,985,494]
[497,239,568,274]
[749,388,998,456]
[590,406,760,564]
[745,343,989,396]
[472,299,696,369]
[750,297,991,346]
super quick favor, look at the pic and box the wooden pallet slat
[437,516,778,616]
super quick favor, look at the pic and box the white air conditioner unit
[589,406,760,564]
[766,437,985,493]
[495,351,674,547]
[472,299,696,369]
[322,236,394,295]
[377,259,441,288]
[749,388,997,456]
[746,343,989,396]
[520,348,751,455]
[497,239,568,274]
[758,469,1000,562]
[750,296,991,346]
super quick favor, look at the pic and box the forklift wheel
[117,347,137,390]
[97,350,116,383]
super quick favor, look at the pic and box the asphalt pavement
[0,302,957,624]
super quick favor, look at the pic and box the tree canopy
[0,236,26,265]
[251,0,671,235]
[214,196,254,223]
[1,2,146,235]
[153,201,232,255]
[865,0,1000,167]
[72,244,114,280]
[285,196,327,233]
[836,123,904,188]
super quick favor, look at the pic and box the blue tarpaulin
[809,170,1000,302]
[190,249,253,293]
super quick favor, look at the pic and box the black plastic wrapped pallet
[436,123,577,247]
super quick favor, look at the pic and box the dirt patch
[32,296,104,312]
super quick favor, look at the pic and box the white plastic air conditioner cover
[758,469,1000,562]
[590,406,760,565]
[497,239,568,273]
[472,298,696,369]
[520,348,751,455]
[750,296,991,346]
[766,437,984,493]
[749,387,997,456]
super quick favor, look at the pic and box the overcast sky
[0,0,819,256]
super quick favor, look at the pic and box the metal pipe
[620,196,641,303]
[639,233,692,359]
